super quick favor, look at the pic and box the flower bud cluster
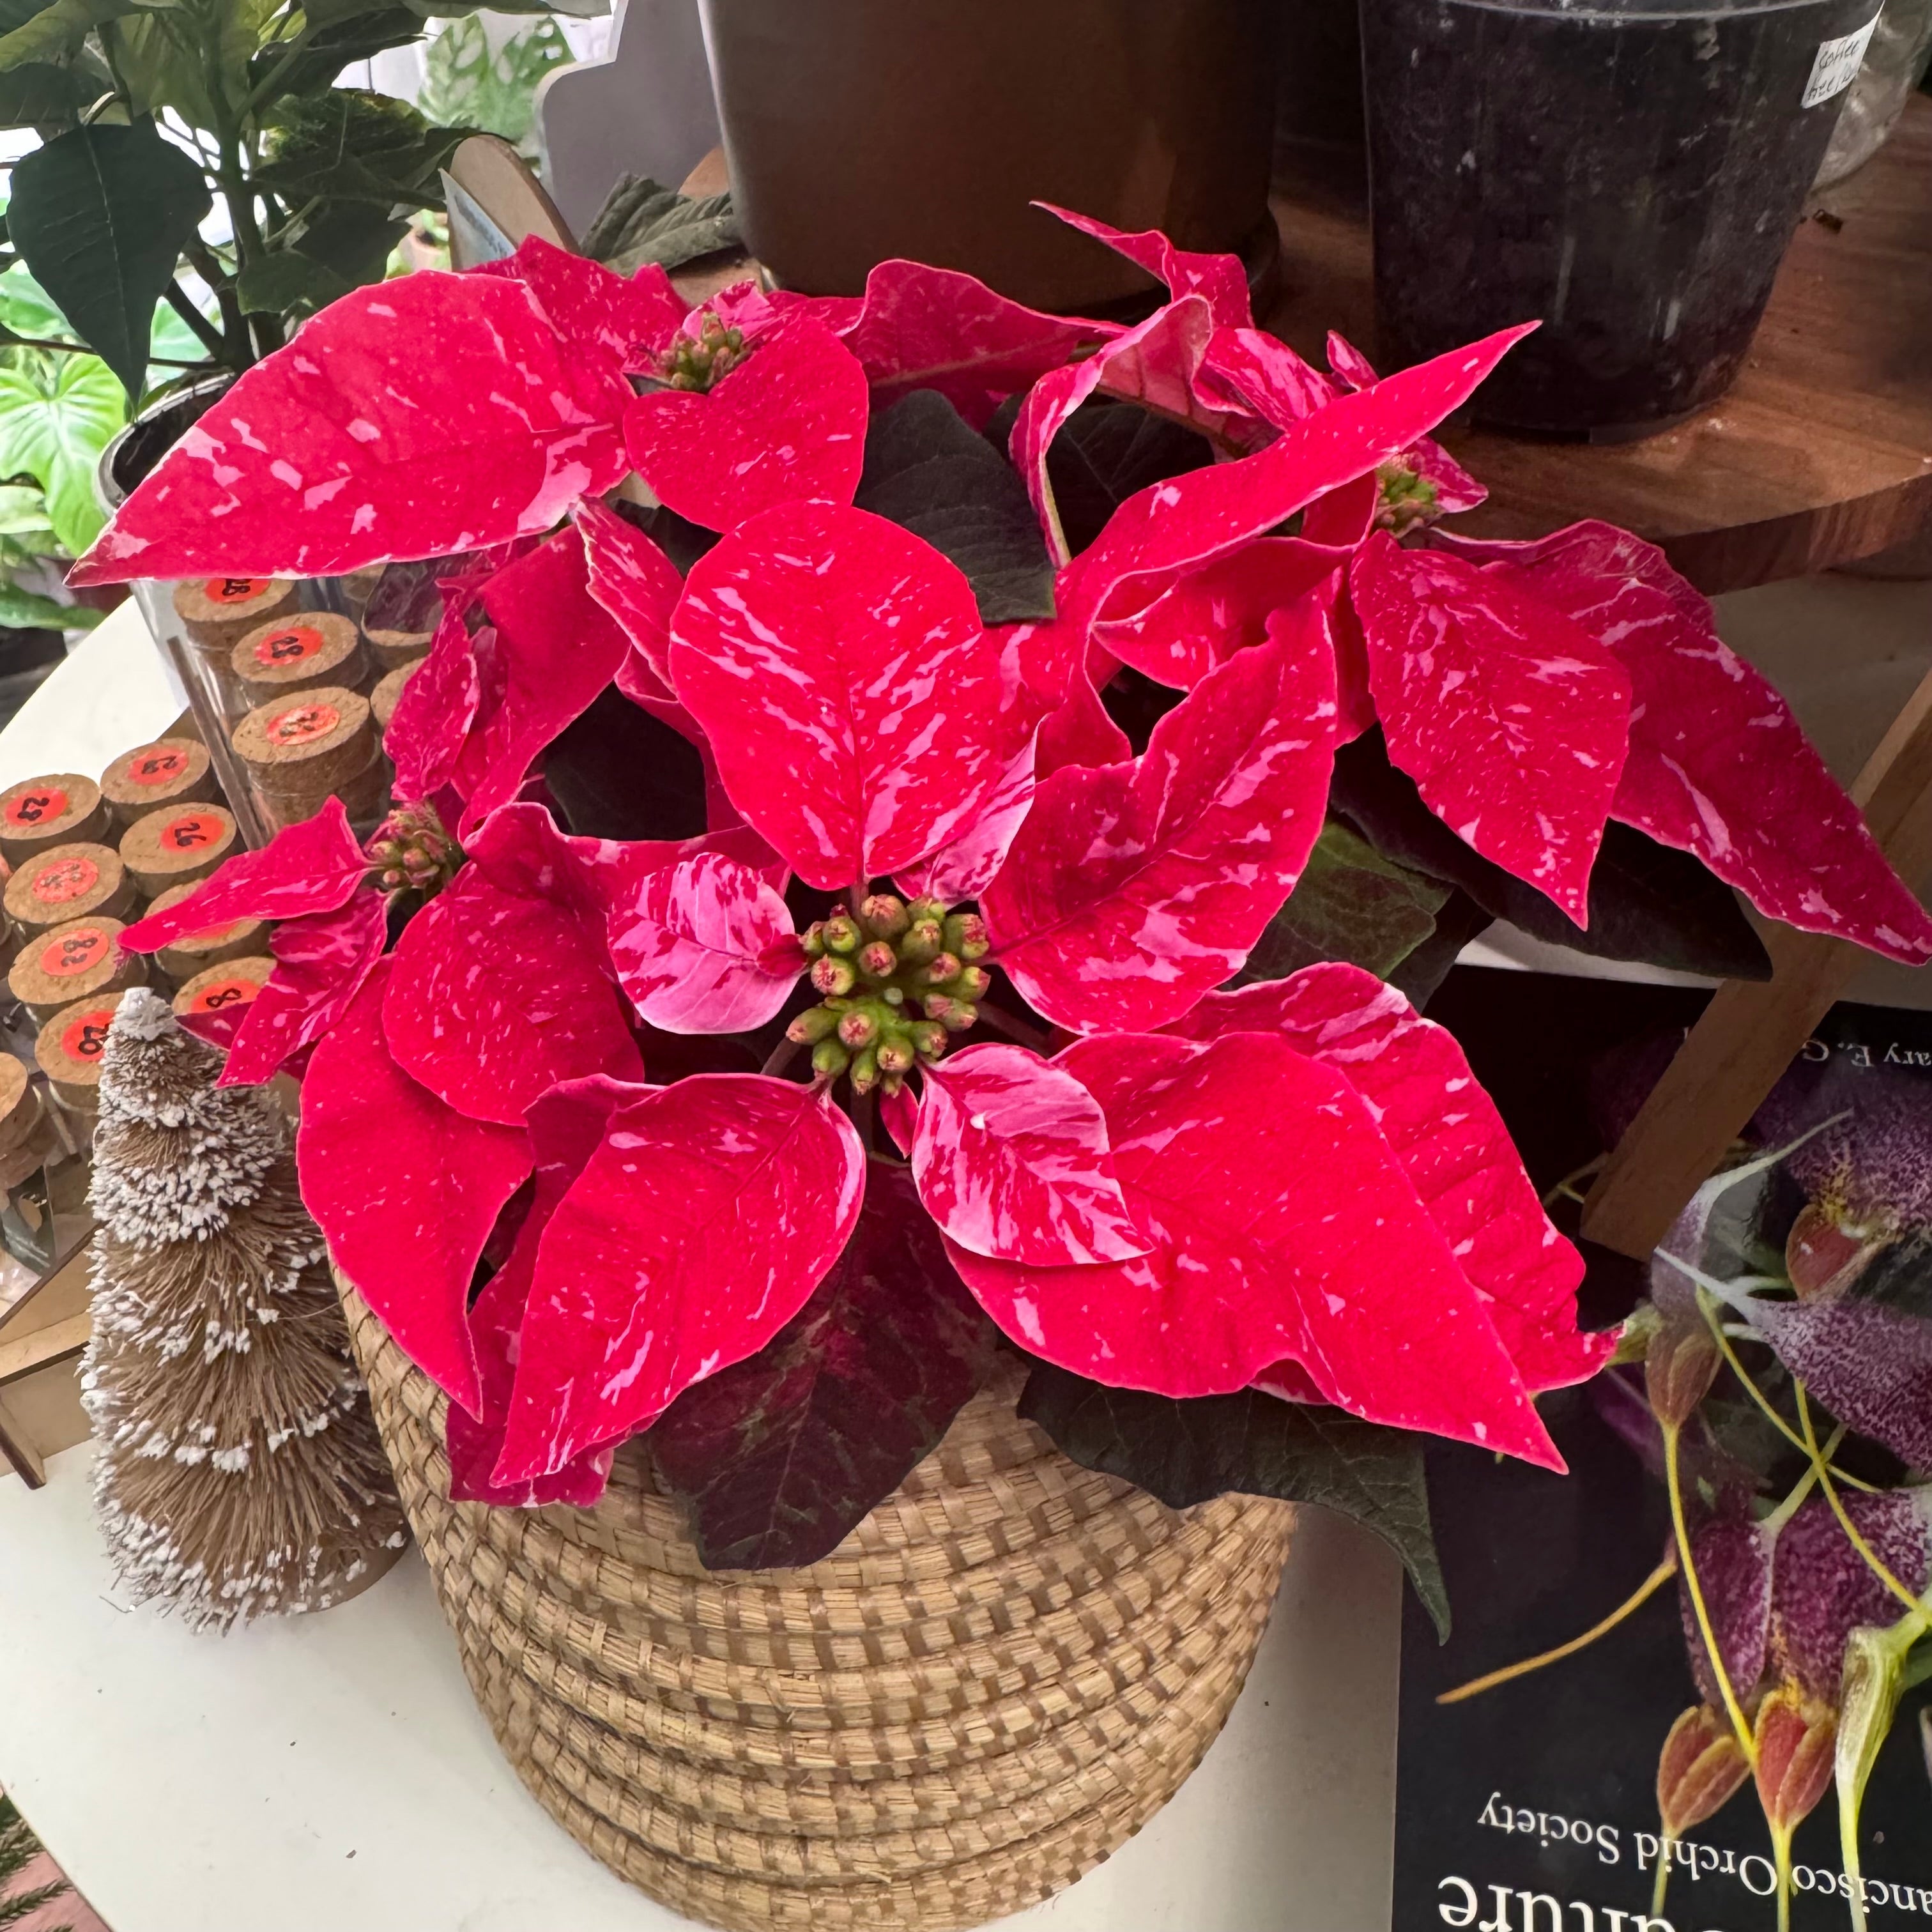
[789,894,991,1096]
[1374,458,1442,536]
[366,802,461,901]
[659,314,747,393]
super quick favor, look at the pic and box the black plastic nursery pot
[696,0,1282,314]
[1363,0,1881,438]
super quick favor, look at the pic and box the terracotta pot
[696,0,1282,313]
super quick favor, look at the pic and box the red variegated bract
[1169,963,1609,1394]
[1351,531,1630,924]
[946,1031,1561,1468]
[1324,334,1486,516]
[1033,648,1130,779]
[607,850,802,1034]
[494,1073,866,1482]
[670,500,1027,890]
[297,960,532,1414]
[382,861,642,1125]
[119,796,369,951]
[387,602,480,804]
[841,258,1120,427]
[573,494,682,689]
[910,1043,1149,1267]
[479,236,687,379]
[982,636,1335,1032]
[453,524,634,832]
[1038,204,1252,330]
[446,1075,636,1507]
[1434,519,1932,964]
[218,887,389,1088]
[1094,534,1349,689]
[72,272,631,585]
[624,310,869,532]
[1198,326,1335,426]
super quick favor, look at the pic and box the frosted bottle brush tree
[77,212,1932,1620]
[82,987,406,1630]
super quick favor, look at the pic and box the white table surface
[0,1443,1400,1932]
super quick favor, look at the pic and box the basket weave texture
[339,1280,1294,1932]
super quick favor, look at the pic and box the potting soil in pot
[1364,0,1879,436]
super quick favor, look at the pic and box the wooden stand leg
[1581,663,1932,1261]
[0,1386,47,1487]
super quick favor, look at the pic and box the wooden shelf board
[1266,96,1932,595]
[0,1310,89,1386]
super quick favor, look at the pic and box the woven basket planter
[339,1281,1295,1931]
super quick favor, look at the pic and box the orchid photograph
[0,9,1924,1932]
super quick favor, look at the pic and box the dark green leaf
[1385,887,1492,1010]
[1018,1362,1450,1638]
[286,199,410,289]
[648,1162,1001,1570]
[234,250,353,318]
[250,8,425,100]
[8,119,209,399]
[256,90,466,208]
[855,389,1055,625]
[545,683,709,843]
[1098,661,1183,755]
[1238,820,1451,985]
[0,54,105,125]
[1037,397,1216,557]
[582,172,740,273]
[1330,730,1774,981]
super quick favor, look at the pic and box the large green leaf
[0,480,53,537]
[8,119,211,399]
[250,4,423,99]
[0,0,147,72]
[116,0,277,127]
[1034,397,1217,558]
[1018,1362,1451,1639]
[0,350,125,552]
[416,11,568,149]
[1385,887,1493,1010]
[234,248,351,316]
[0,576,98,627]
[582,172,740,273]
[1239,820,1451,985]
[855,389,1055,625]
[286,197,410,288]
[1330,730,1774,981]
[256,89,466,207]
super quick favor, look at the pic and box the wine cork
[258,749,388,837]
[341,564,384,615]
[146,881,266,983]
[119,803,238,900]
[8,916,144,1023]
[172,956,275,1023]
[0,774,108,860]
[3,843,133,935]
[35,990,130,1109]
[172,576,299,654]
[0,1055,36,1153]
[371,659,420,733]
[233,610,366,704]
[99,737,217,829]
[233,687,375,806]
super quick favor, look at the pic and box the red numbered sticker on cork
[252,623,324,667]
[125,748,189,788]
[266,703,340,747]
[6,786,68,828]
[203,576,272,605]
[185,977,260,1013]
[31,855,98,904]
[161,813,223,854]
[62,1009,116,1061]
[39,927,109,978]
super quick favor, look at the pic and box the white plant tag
[1802,12,1880,109]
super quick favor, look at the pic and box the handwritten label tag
[1802,13,1878,108]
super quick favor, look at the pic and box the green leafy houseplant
[0,0,602,407]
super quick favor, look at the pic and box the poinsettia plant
[76,213,1932,1623]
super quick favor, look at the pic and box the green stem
[1665,1420,1758,1768]
[163,280,226,360]
[236,22,316,125]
